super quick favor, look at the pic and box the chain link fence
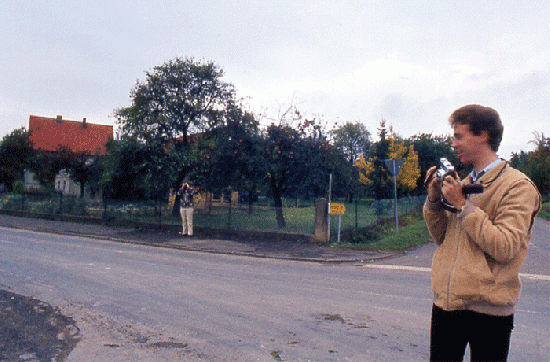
[0,192,426,240]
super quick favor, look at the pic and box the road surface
[0,218,548,361]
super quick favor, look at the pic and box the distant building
[28,115,112,155]
[25,115,113,197]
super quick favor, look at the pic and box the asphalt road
[0,218,548,361]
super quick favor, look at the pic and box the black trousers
[430,304,514,362]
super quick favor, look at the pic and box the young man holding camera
[423,104,541,361]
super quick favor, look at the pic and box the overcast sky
[1,0,548,159]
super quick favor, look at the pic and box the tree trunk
[272,191,286,228]
[269,175,286,228]
[247,181,257,215]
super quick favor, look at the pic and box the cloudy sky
[1,0,548,158]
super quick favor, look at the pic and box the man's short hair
[449,104,504,151]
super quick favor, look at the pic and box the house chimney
[56,115,62,124]
[82,117,87,128]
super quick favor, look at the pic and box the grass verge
[370,220,431,250]
[539,202,550,221]
[344,211,431,251]
[355,200,550,251]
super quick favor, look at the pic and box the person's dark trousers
[430,304,514,362]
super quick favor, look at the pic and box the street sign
[384,158,404,176]
[329,203,346,215]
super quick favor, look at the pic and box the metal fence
[0,192,425,240]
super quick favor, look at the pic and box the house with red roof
[24,115,113,196]
[28,115,113,155]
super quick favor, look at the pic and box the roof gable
[29,115,113,155]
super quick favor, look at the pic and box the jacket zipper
[445,220,461,309]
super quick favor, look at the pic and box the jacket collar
[469,158,503,184]
[476,159,507,185]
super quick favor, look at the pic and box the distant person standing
[177,181,194,237]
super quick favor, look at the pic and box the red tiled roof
[28,115,113,155]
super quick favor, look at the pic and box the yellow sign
[329,203,346,215]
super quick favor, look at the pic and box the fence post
[313,198,329,242]
[58,192,63,215]
[102,198,108,224]
[227,194,232,229]
[355,199,358,231]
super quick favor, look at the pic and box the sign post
[384,158,404,232]
[329,203,346,243]
[327,173,333,241]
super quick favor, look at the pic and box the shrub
[12,180,24,194]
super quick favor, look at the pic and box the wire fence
[0,192,426,239]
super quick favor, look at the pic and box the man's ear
[479,130,490,145]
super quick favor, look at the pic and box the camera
[436,158,456,181]
[429,158,483,213]
[434,158,483,195]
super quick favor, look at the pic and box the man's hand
[441,175,466,209]
[425,166,442,203]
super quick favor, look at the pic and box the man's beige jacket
[423,160,541,316]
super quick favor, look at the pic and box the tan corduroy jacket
[423,160,541,316]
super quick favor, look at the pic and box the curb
[0,223,392,264]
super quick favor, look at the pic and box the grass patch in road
[322,313,346,323]
[146,342,188,349]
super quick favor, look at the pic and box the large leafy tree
[258,117,349,228]
[217,103,264,213]
[29,146,76,190]
[355,120,392,199]
[527,132,549,195]
[101,136,185,202]
[296,118,351,200]
[0,128,35,191]
[115,57,235,146]
[70,153,103,198]
[331,122,372,163]
[409,133,458,191]
[191,101,264,212]
[112,57,236,201]
[100,137,149,200]
[511,132,550,195]
[260,124,306,228]
[331,121,372,201]
[388,129,420,194]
